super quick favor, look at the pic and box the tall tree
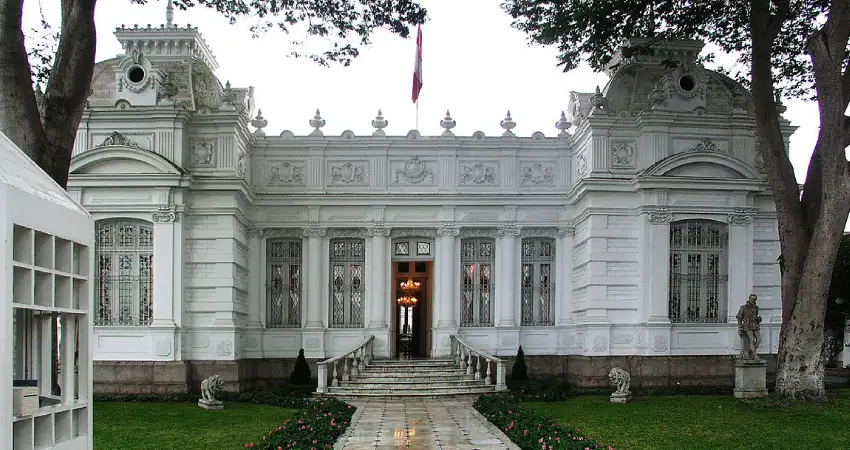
[0,0,426,188]
[503,0,850,401]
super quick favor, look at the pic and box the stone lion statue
[608,367,631,396]
[200,374,224,402]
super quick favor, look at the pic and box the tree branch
[0,0,49,162]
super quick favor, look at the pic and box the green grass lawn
[526,390,850,450]
[93,402,296,450]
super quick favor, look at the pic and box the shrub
[512,346,528,381]
[508,377,572,402]
[245,398,356,450]
[290,348,313,385]
[473,393,606,449]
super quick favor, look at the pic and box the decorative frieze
[647,208,673,224]
[610,142,635,168]
[521,227,558,238]
[329,162,366,185]
[264,228,300,238]
[728,213,752,226]
[394,157,435,184]
[460,228,496,238]
[392,228,436,238]
[460,163,497,185]
[520,163,556,186]
[558,225,576,237]
[268,162,305,185]
[329,228,365,238]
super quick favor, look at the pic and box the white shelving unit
[1,131,93,450]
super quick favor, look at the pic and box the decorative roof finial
[371,109,388,136]
[500,110,516,136]
[555,111,571,137]
[251,110,268,136]
[440,110,456,136]
[309,109,326,137]
[165,1,174,27]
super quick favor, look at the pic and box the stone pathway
[335,398,519,450]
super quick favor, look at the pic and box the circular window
[127,66,146,83]
[678,74,696,92]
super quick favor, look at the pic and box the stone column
[557,225,575,326]
[246,227,265,328]
[151,208,177,327]
[436,225,459,328]
[727,211,754,323]
[367,226,390,328]
[497,224,520,327]
[304,226,327,328]
[433,225,459,357]
[641,209,672,323]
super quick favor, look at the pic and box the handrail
[316,335,375,394]
[450,334,507,391]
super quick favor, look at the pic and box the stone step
[329,382,491,392]
[359,366,465,374]
[367,362,459,369]
[351,374,476,383]
[369,358,456,365]
[325,385,496,396]
[340,379,487,389]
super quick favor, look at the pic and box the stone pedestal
[610,391,633,404]
[198,399,223,410]
[734,358,767,399]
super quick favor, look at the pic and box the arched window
[94,219,153,326]
[267,239,302,327]
[521,237,556,326]
[460,238,495,327]
[668,220,728,323]
[329,238,365,328]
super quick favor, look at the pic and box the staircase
[322,358,498,397]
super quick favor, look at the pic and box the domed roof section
[87,55,223,112]
[601,38,752,116]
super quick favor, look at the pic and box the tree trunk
[0,0,96,189]
[774,0,850,401]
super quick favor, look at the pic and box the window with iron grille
[520,238,556,326]
[329,238,365,328]
[267,239,302,327]
[460,238,495,327]
[94,219,153,326]
[668,220,728,323]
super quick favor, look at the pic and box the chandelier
[397,279,421,308]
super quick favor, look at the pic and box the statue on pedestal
[608,367,632,403]
[736,294,763,361]
[198,374,224,410]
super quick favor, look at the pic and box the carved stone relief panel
[190,139,216,167]
[519,162,556,186]
[236,151,246,177]
[610,141,636,169]
[670,136,730,155]
[575,151,589,179]
[268,161,306,185]
[90,131,154,151]
[328,161,368,185]
[392,156,436,185]
[459,163,498,186]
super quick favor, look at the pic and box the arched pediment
[70,146,185,176]
[641,151,762,180]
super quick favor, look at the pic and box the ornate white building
[69,15,794,392]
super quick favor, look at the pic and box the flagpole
[415,101,419,131]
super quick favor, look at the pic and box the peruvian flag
[412,25,423,103]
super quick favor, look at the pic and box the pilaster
[302,225,327,358]
[557,225,575,326]
[367,225,391,329]
[641,208,672,323]
[727,210,754,322]
[497,223,520,327]
[433,224,459,356]
[246,226,264,329]
[151,208,177,328]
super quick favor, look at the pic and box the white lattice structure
[0,131,93,449]
[68,13,795,391]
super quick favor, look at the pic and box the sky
[24,0,820,184]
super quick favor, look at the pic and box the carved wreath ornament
[330,162,365,184]
[394,157,434,184]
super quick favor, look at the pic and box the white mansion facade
[69,20,792,391]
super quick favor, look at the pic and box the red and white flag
[412,25,423,103]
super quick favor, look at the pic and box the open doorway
[391,261,432,358]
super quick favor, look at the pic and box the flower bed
[474,393,610,450]
[245,397,355,450]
